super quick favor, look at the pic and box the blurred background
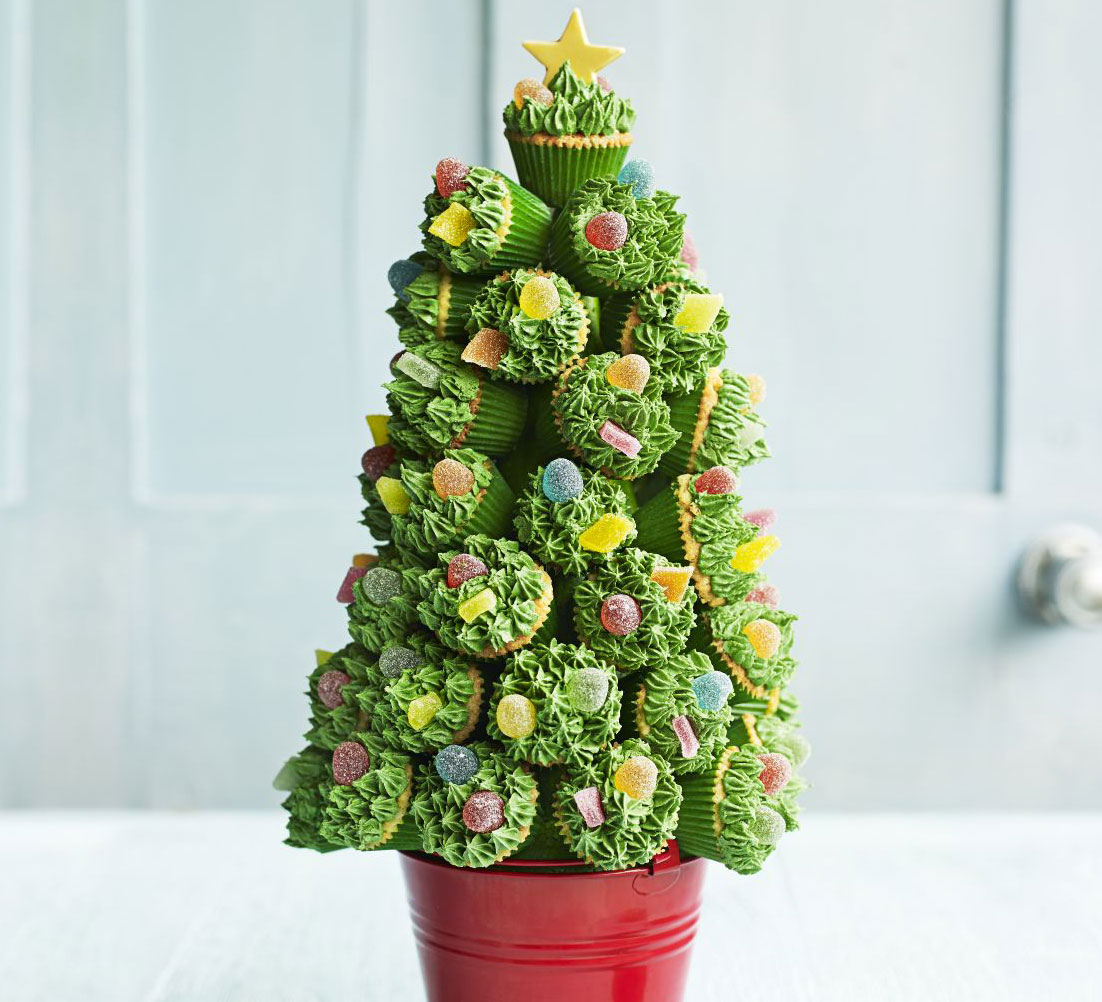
[0,0,1099,811]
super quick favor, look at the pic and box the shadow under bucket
[400,840,706,1002]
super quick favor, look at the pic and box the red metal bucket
[400,840,706,1002]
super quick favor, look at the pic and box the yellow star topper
[523,8,624,85]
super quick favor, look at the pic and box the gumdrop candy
[731,534,780,573]
[496,693,537,739]
[351,554,375,569]
[565,666,610,713]
[375,476,411,516]
[462,327,509,370]
[317,670,351,709]
[738,420,765,448]
[337,564,368,604]
[613,755,658,800]
[680,231,700,272]
[315,649,333,667]
[361,567,401,606]
[447,554,489,589]
[673,293,723,334]
[597,420,641,458]
[435,744,480,785]
[462,790,505,833]
[458,587,497,623]
[573,786,606,828]
[434,157,470,198]
[775,731,811,768]
[379,645,420,678]
[600,594,641,636]
[519,275,561,319]
[617,159,655,199]
[691,670,733,712]
[745,583,780,608]
[743,618,782,659]
[585,211,628,251]
[757,752,792,796]
[743,508,776,533]
[745,373,767,408]
[541,458,584,502]
[693,465,738,495]
[361,444,397,482]
[407,692,443,731]
[365,414,390,446]
[596,75,612,93]
[387,258,423,302]
[748,804,785,846]
[433,458,476,500]
[428,202,476,247]
[394,351,442,389]
[650,565,693,604]
[578,513,635,553]
[605,353,650,391]
[513,77,553,108]
[332,741,370,785]
[671,715,700,759]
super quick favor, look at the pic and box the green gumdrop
[565,666,610,714]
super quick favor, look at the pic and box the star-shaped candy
[523,8,624,85]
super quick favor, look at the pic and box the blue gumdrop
[388,258,424,302]
[617,159,655,199]
[691,670,733,712]
[541,458,584,503]
[434,744,480,785]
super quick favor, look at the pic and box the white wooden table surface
[1,812,1098,1001]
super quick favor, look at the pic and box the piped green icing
[503,62,635,138]
[304,644,377,751]
[711,745,793,874]
[696,370,770,471]
[347,558,423,654]
[677,477,763,602]
[279,746,343,852]
[319,735,414,851]
[420,167,513,275]
[359,458,401,542]
[376,657,481,754]
[706,602,798,690]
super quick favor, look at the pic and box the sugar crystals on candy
[462,327,509,370]
[375,476,411,515]
[613,755,658,800]
[434,744,480,784]
[693,465,738,495]
[680,231,700,272]
[361,567,401,606]
[605,353,650,391]
[316,670,351,709]
[749,804,785,846]
[434,157,470,198]
[745,583,780,608]
[433,458,476,500]
[738,420,765,449]
[513,77,553,108]
[447,554,489,589]
[743,618,782,659]
[394,351,442,389]
[584,211,628,251]
[673,293,723,334]
[407,692,443,731]
[757,752,792,795]
[332,741,370,785]
[565,666,610,713]
[541,458,584,502]
[428,202,476,247]
[361,444,397,482]
[573,786,606,828]
[691,670,733,712]
[578,513,635,553]
[650,565,693,604]
[597,420,641,458]
[458,587,497,623]
[596,75,612,93]
[519,275,561,319]
[617,159,655,199]
[600,593,641,635]
[337,564,368,604]
[743,508,776,533]
[462,790,506,833]
[731,534,780,573]
[745,373,767,408]
[387,258,423,302]
[379,645,421,678]
[496,693,537,739]
[671,715,700,759]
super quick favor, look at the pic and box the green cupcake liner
[439,274,484,338]
[507,136,631,210]
[598,292,636,353]
[465,378,529,455]
[633,487,686,563]
[529,385,565,458]
[674,773,722,862]
[379,812,423,852]
[493,176,553,271]
[659,388,705,476]
[466,463,516,538]
[497,447,542,495]
[580,296,601,350]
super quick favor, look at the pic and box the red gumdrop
[317,669,351,709]
[332,741,370,785]
[462,790,505,833]
[435,157,470,198]
[694,465,738,495]
[757,752,792,795]
[336,565,368,604]
[600,594,641,636]
[585,212,628,251]
[681,231,700,271]
[447,554,489,589]
[361,444,397,482]
[746,583,780,608]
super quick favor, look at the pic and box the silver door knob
[1017,525,1102,629]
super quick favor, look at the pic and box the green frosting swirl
[487,640,621,766]
[712,744,794,874]
[377,657,481,754]
[555,738,682,870]
[706,602,798,690]
[502,62,635,138]
[677,478,763,602]
[319,734,414,851]
[305,644,377,751]
[348,557,423,653]
[695,370,770,471]
[420,167,512,275]
[278,746,343,852]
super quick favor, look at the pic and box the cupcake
[412,740,539,867]
[376,653,484,754]
[695,602,799,701]
[513,458,637,577]
[386,254,484,345]
[420,159,552,277]
[417,534,555,659]
[554,739,682,870]
[359,441,402,542]
[547,177,685,296]
[504,62,635,208]
[661,367,769,477]
[304,644,376,751]
[385,340,528,458]
[573,547,696,673]
[463,268,590,383]
[347,556,423,654]
[631,651,735,775]
[274,746,343,852]
[537,353,679,479]
[487,640,621,766]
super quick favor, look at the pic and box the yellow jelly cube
[605,353,651,392]
[429,202,476,247]
[314,649,333,667]
[351,553,376,569]
[496,693,537,739]
[578,513,635,554]
[458,587,497,623]
[743,618,782,659]
[673,293,724,334]
[375,476,411,515]
[408,692,443,731]
[730,534,780,573]
[613,756,658,800]
[365,414,390,446]
[650,565,693,604]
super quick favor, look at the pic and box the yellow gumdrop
[731,534,780,573]
[513,77,553,109]
[462,327,509,370]
[365,414,390,446]
[518,276,561,319]
[606,354,651,392]
[351,553,376,569]
[745,373,767,409]
[496,693,537,738]
[314,649,333,667]
[673,293,724,334]
[408,692,443,731]
[429,202,476,247]
[578,513,635,554]
[650,565,693,604]
[458,587,497,624]
[376,476,411,515]
[743,618,782,659]
[432,458,476,500]
[613,756,659,801]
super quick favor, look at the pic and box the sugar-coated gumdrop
[428,202,476,247]
[317,670,351,709]
[361,444,397,482]
[541,458,584,502]
[407,692,443,731]
[315,649,333,667]
[691,670,734,712]
[618,159,655,199]
[671,715,700,759]
[447,554,489,589]
[361,567,401,606]
[434,157,470,198]
[375,476,411,516]
[674,293,723,334]
[605,353,650,391]
[389,350,407,376]
[743,618,782,659]
[458,587,497,623]
[745,583,780,608]
[462,327,509,370]
[585,211,628,251]
[731,534,780,573]
[600,594,641,636]
[332,741,370,785]
[379,645,421,678]
[775,731,811,768]
[743,508,776,533]
[693,465,738,495]
[578,513,635,554]
[519,275,561,320]
[757,752,792,796]
[748,804,785,846]
[394,351,442,389]
[573,786,606,828]
[337,564,368,604]
[597,420,641,459]
[596,75,612,93]
[745,373,767,408]
[614,755,659,800]
[496,693,537,739]
[462,790,505,833]
[435,744,480,784]
[513,77,553,109]
[433,458,476,500]
[650,565,693,604]
[565,666,610,713]
[387,258,423,302]
[351,553,375,569]
[738,420,765,448]
[680,231,700,272]
[366,413,389,446]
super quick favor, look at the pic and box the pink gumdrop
[757,752,792,795]
[693,465,738,495]
[573,786,606,828]
[585,212,628,251]
[744,508,777,533]
[435,157,470,198]
[598,420,641,458]
[671,715,700,759]
[337,565,368,604]
[462,790,505,833]
[596,75,612,93]
[745,583,780,608]
[680,231,700,272]
[600,594,641,636]
[361,444,397,483]
[332,741,370,785]
[447,554,489,589]
[316,670,351,709]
